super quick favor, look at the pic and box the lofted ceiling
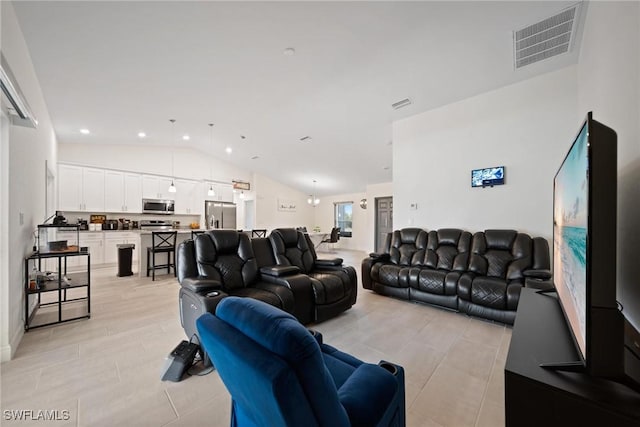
[12,1,582,197]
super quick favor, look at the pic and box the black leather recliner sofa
[269,228,358,322]
[178,229,358,344]
[362,228,551,324]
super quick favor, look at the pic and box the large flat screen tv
[549,111,623,378]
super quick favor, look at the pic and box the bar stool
[147,231,177,281]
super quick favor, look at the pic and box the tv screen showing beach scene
[471,166,505,187]
[553,122,588,359]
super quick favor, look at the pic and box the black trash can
[117,243,135,277]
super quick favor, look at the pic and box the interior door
[375,197,393,252]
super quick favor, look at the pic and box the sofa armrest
[260,273,315,324]
[338,364,398,426]
[369,252,390,261]
[315,258,343,267]
[523,269,552,280]
[181,277,222,293]
[259,265,300,277]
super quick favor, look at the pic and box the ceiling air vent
[514,3,581,69]
[299,136,312,143]
[391,98,412,110]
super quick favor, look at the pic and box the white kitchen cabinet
[219,185,234,203]
[175,179,201,214]
[81,233,104,266]
[58,165,83,211]
[58,164,105,212]
[104,232,139,265]
[105,171,142,212]
[142,175,175,200]
[203,183,234,203]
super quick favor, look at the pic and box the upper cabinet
[203,182,234,203]
[58,165,105,212]
[175,179,201,214]
[142,175,175,200]
[104,171,142,213]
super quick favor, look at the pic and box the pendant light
[168,118,177,193]
[207,123,216,197]
[307,180,320,206]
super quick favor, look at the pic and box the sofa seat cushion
[372,264,410,288]
[410,268,460,296]
[468,277,508,309]
[228,283,295,313]
[308,272,348,305]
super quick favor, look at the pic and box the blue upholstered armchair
[196,297,406,427]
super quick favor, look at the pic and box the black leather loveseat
[177,229,357,332]
[362,228,551,324]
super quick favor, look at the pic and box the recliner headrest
[210,230,241,254]
[437,229,463,245]
[399,228,424,244]
[484,230,517,250]
[273,228,299,247]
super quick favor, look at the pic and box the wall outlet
[409,202,418,210]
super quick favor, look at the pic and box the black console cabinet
[505,288,640,426]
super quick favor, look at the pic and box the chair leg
[152,252,156,281]
[146,252,150,277]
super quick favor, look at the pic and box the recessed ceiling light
[283,47,296,56]
[240,135,246,140]
[138,132,146,138]
[182,134,190,141]
[383,166,390,170]
[299,136,312,143]
[79,128,90,135]
[225,147,232,154]
[251,155,259,160]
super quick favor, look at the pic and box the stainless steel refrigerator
[204,201,237,229]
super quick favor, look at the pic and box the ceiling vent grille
[391,98,412,110]
[514,3,581,69]
[299,136,312,143]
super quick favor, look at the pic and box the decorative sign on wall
[277,199,297,212]
[232,180,251,190]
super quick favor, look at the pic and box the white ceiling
[12,1,581,197]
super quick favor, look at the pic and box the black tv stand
[505,288,640,426]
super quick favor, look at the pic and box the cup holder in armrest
[206,290,220,298]
[378,361,399,376]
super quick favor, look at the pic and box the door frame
[374,196,393,252]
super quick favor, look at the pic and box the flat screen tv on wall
[547,111,624,379]
[471,166,505,187]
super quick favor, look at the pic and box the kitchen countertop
[78,229,206,234]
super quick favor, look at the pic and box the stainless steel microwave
[142,199,175,215]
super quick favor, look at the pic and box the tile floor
[1,249,509,426]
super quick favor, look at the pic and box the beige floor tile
[440,338,498,381]
[461,318,505,348]
[476,400,505,427]
[410,364,487,427]
[484,362,505,406]
[163,393,231,427]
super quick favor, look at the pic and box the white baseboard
[1,325,23,362]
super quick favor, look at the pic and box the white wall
[393,66,578,240]
[576,1,640,329]
[253,173,314,232]
[1,2,58,361]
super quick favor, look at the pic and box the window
[334,202,353,238]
